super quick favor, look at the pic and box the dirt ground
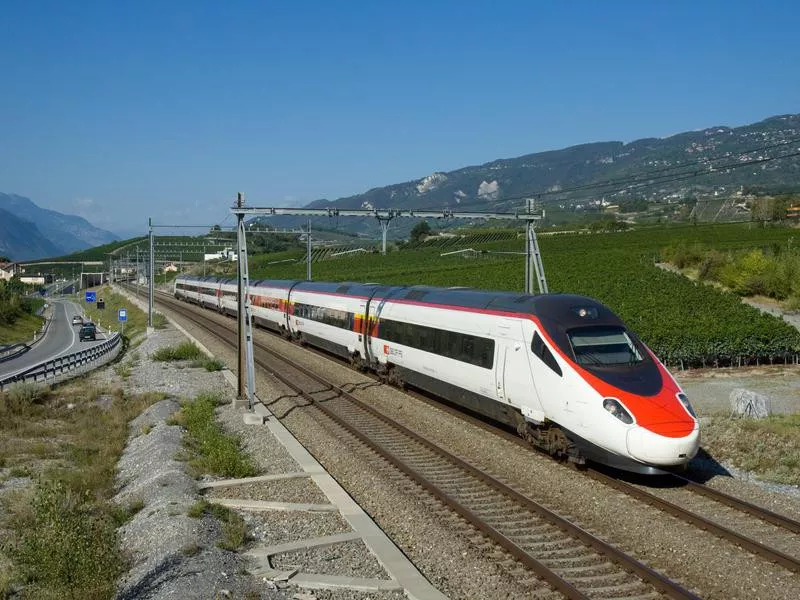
[676,364,800,416]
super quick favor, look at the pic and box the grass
[0,379,166,599]
[172,393,257,478]
[0,312,45,345]
[79,285,148,341]
[151,341,203,362]
[151,312,167,329]
[187,499,247,551]
[190,357,225,372]
[700,413,800,485]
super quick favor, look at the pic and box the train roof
[372,286,622,329]
[178,275,623,328]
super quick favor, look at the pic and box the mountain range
[0,193,119,261]
[3,113,800,258]
[260,113,800,236]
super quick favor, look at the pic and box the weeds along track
[140,288,699,600]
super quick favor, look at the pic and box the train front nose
[626,425,700,466]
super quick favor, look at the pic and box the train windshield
[567,326,643,366]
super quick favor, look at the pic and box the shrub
[179,393,257,478]
[697,250,729,281]
[9,480,123,599]
[151,312,167,329]
[190,357,225,372]
[151,341,203,362]
[0,383,50,418]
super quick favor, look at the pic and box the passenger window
[532,332,562,376]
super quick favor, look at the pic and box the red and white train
[175,275,700,474]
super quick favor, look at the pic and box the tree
[409,221,431,243]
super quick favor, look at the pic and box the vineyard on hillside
[246,223,800,369]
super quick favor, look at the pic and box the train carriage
[173,274,700,473]
[287,281,370,360]
[249,280,295,333]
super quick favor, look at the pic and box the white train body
[175,276,700,473]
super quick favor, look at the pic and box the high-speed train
[175,275,700,473]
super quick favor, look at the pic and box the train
[175,274,700,474]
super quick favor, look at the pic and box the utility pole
[148,217,154,327]
[235,193,250,405]
[306,219,312,280]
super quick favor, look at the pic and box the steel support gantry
[230,198,548,407]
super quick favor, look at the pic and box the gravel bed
[114,397,275,600]
[215,405,303,476]
[93,310,292,599]
[204,479,330,505]
[271,540,387,578]
[244,511,352,547]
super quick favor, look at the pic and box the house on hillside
[204,247,237,262]
[163,262,179,273]
[0,262,16,281]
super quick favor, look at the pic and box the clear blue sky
[1,0,798,237]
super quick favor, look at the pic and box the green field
[239,222,800,369]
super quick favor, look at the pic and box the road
[0,299,109,380]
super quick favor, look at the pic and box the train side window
[532,332,562,376]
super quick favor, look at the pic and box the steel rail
[585,468,800,574]
[673,475,800,534]
[148,289,699,600]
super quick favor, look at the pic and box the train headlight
[677,392,697,418]
[603,398,634,424]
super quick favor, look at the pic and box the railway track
[400,375,800,574]
[136,286,700,599]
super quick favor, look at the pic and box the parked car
[79,323,97,341]
[72,315,83,326]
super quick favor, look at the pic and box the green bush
[151,341,203,362]
[0,383,50,417]
[179,393,257,478]
[151,312,167,329]
[697,250,730,281]
[9,480,122,600]
[190,357,225,372]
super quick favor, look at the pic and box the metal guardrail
[0,333,123,390]
[0,343,30,363]
[0,304,54,364]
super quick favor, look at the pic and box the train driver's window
[531,332,562,376]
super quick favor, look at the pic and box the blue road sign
[85,291,96,303]
[118,309,127,322]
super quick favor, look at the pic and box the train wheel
[543,427,570,459]
[387,366,405,390]
[351,353,365,372]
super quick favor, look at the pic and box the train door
[529,329,585,427]
[503,344,541,410]
[495,320,543,417]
